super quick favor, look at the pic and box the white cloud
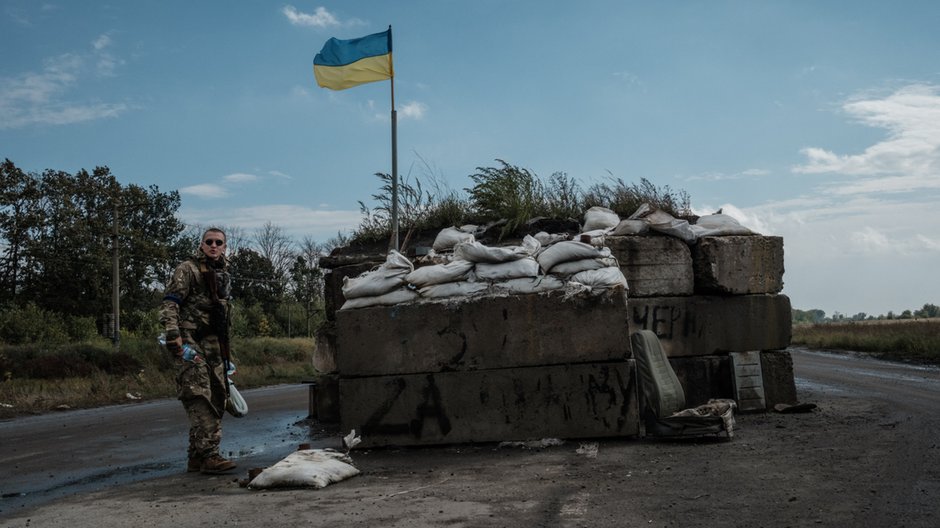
[793,84,940,196]
[92,34,111,51]
[0,43,127,128]
[222,172,259,183]
[282,5,338,27]
[182,204,363,240]
[398,101,427,120]
[180,184,229,199]
[685,168,770,182]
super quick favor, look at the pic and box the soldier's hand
[167,336,184,357]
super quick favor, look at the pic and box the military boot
[187,456,204,473]
[201,455,237,474]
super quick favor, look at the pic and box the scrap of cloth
[670,398,737,437]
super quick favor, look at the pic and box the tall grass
[792,319,940,363]
[0,336,317,419]
[350,159,693,244]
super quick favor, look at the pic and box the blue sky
[2,1,939,316]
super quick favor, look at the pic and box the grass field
[791,318,940,364]
[0,336,318,419]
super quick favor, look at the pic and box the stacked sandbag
[536,240,628,294]
[432,226,478,253]
[407,259,488,299]
[340,251,418,309]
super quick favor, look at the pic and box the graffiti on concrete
[630,302,703,340]
[361,375,452,439]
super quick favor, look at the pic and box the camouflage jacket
[160,251,232,341]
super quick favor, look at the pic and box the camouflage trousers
[175,334,228,459]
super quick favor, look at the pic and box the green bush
[0,303,70,344]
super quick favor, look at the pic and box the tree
[229,247,284,317]
[289,236,326,336]
[0,161,186,331]
[0,159,42,302]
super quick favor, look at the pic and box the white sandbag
[536,240,612,273]
[533,231,570,247]
[570,267,629,292]
[454,235,541,263]
[405,259,475,287]
[694,214,754,236]
[610,219,649,236]
[341,250,414,299]
[432,226,476,252]
[474,257,540,281]
[340,287,418,310]
[582,206,620,231]
[549,257,619,276]
[492,275,565,294]
[646,210,697,244]
[248,449,359,489]
[627,203,653,220]
[418,281,489,298]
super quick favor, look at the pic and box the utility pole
[112,203,120,352]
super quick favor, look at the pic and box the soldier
[160,227,237,474]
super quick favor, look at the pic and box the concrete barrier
[627,294,792,357]
[692,236,784,295]
[340,361,639,447]
[604,235,694,297]
[335,288,631,377]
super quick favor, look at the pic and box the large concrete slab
[335,289,631,377]
[692,236,784,295]
[604,235,694,297]
[628,294,792,357]
[340,362,639,447]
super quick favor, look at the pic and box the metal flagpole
[389,25,399,252]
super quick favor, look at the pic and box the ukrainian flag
[313,29,393,90]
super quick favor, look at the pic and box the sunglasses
[203,239,225,247]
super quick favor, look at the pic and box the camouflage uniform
[159,250,232,462]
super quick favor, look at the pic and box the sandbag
[610,219,649,236]
[569,266,628,292]
[341,250,413,299]
[248,449,359,489]
[646,210,697,244]
[536,240,612,273]
[432,226,476,252]
[418,281,489,299]
[533,231,570,247]
[549,257,619,276]
[405,259,474,287]
[582,206,620,231]
[694,214,754,236]
[474,257,539,281]
[454,235,541,263]
[492,275,565,294]
[340,287,418,310]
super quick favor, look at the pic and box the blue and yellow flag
[313,28,393,90]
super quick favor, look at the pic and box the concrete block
[761,349,798,408]
[628,294,792,357]
[604,235,693,297]
[335,289,631,377]
[340,362,639,447]
[692,236,784,294]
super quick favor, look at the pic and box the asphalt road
[2,348,939,525]
[0,384,332,515]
